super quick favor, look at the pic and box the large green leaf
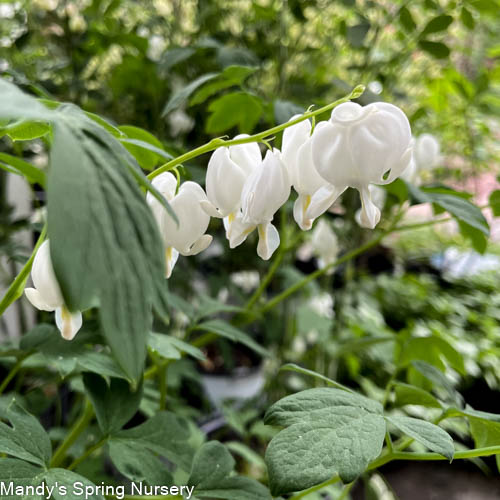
[0,401,52,467]
[108,411,194,481]
[421,15,454,36]
[264,388,386,494]
[0,79,53,122]
[0,458,44,500]
[43,469,105,500]
[205,92,263,134]
[188,441,272,500]
[83,373,143,435]
[385,415,454,460]
[47,106,170,384]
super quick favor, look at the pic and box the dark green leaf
[421,15,453,36]
[264,388,386,494]
[162,73,219,116]
[418,40,450,59]
[0,458,44,499]
[347,23,370,48]
[394,383,442,408]
[385,415,454,460]
[0,401,52,467]
[43,469,105,500]
[83,373,142,435]
[460,7,475,29]
[195,319,269,357]
[489,190,500,216]
[148,332,206,361]
[47,106,170,384]
[399,6,416,32]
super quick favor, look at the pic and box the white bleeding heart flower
[309,101,412,229]
[281,116,333,230]
[201,136,261,238]
[24,240,82,340]
[413,133,441,171]
[229,149,291,260]
[148,172,212,278]
[311,219,338,269]
[355,185,387,228]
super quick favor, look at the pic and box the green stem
[68,437,107,471]
[288,475,341,500]
[0,223,47,316]
[259,230,386,315]
[0,354,32,394]
[147,85,365,180]
[369,446,500,470]
[158,360,169,411]
[50,400,95,468]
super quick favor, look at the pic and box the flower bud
[24,240,82,340]
[229,149,290,260]
[309,101,412,228]
[148,173,212,277]
[413,133,440,171]
[281,116,332,230]
[311,219,338,269]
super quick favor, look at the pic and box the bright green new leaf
[206,92,263,134]
[0,120,50,141]
[385,415,454,460]
[264,388,386,494]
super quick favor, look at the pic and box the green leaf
[394,383,442,408]
[418,40,451,59]
[47,106,170,384]
[193,295,247,322]
[0,152,46,185]
[0,458,44,500]
[347,23,370,48]
[190,65,257,106]
[43,469,105,500]
[189,441,272,500]
[162,73,219,116]
[408,184,489,235]
[20,324,129,380]
[489,190,500,216]
[279,363,354,392]
[206,92,263,134]
[118,125,171,170]
[108,439,174,485]
[421,15,453,36]
[460,7,475,29]
[0,401,52,467]
[264,388,386,494]
[399,6,416,32]
[109,412,194,473]
[0,120,50,141]
[148,332,206,361]
[195,319,269,357]
[0,79,54,122]
[385,416,454,460]
[83,373,142,435]
[469,417,500,449]
[160,47,196,70]
[458,220,488,254]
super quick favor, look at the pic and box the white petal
[256,223,280,260]
[183,234,213,256]
[228,135,262,176]
[358,186,381,229]
[200,199,222,218]
[31,240,63,309]
[24,288,55,312]
[305,185,347,220]
[293,194,313,231]
[227,214,255,248]
[165,247,179,279]
[55,307,82,341]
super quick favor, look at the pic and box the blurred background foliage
[2,0,500,496]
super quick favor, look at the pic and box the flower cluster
[150,100,413,276]
[26,100,440,340]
